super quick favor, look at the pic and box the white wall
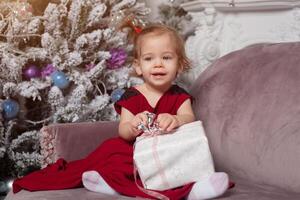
[179,0,300,86]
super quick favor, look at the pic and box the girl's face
[134,33,181,90]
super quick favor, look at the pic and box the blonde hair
[133,24,191,71]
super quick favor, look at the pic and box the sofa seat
[5,188,143,200]
[5,176,300,200]
[219,176,300,200]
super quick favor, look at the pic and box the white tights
[82,170,118,195]
[187,172,229,200]
[82,170,229,200]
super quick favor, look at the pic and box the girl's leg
[82,170,118,195]
[187,172,229,200]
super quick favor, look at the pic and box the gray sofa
[5,42,300,199]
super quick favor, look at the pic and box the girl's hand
[131,111,149,136]
[156,113,180,132]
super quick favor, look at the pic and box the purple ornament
[23,65,41,79]
[106,48,127,69]
[41,64,56,78]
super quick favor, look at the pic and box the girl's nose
[154,58,163,67]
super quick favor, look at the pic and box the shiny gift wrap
[137,112,160,136]
[134,120,215,191]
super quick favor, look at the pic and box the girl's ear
[133,59,142,76]
[177,63,184,74]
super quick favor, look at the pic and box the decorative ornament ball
[24,65,41,79]
[6,179,14,190]
[0,180,6,193]
[106,48,127,69]
[111,88,125,102]
[51,71,70,89]
[2,99,20,119]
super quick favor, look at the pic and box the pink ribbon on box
[134,113,170,200]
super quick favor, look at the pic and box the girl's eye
[144,57,152,61]
[163,56,172,60]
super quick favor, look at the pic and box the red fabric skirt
[13,137,193,199]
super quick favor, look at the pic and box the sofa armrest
[40,121,119,167]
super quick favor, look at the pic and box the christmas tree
[157,0,196,40]
[0,0,149,180]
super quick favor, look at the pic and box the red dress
[13,85,194,199]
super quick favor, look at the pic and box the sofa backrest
[190,42,300,192]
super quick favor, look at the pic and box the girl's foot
[187,172,229,200]
[82,170,118,195]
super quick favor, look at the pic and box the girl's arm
[175,99,196,126]
[156,99,195,132]
[118,107,148,141]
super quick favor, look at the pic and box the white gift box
[133,121,215,191]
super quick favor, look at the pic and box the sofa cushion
[191,42,300,193]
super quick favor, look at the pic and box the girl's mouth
[151,72,167,77]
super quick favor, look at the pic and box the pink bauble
[24,65,41,79]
